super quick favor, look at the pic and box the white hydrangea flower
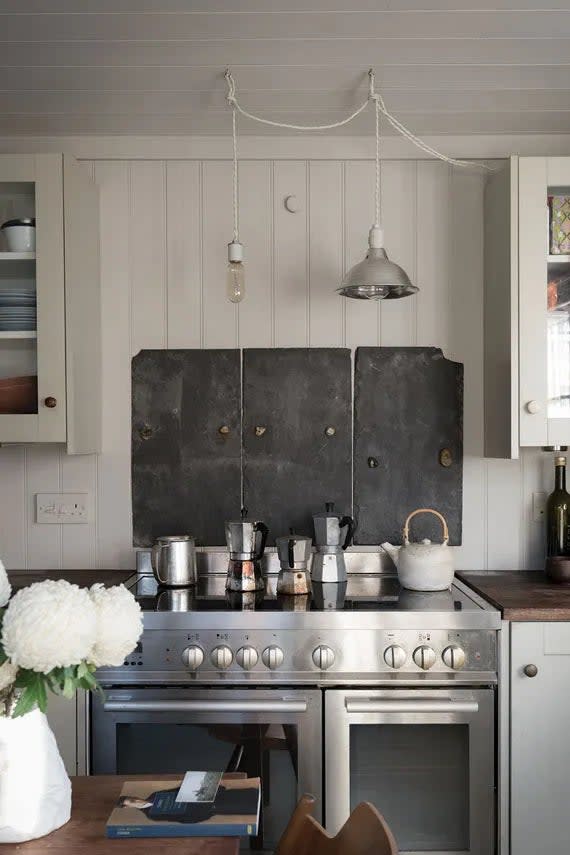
[2,580,97,674]
[0,660,17,692]
[0,559,11,608]
[88,584,142,668]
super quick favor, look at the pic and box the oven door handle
[103,699,309,713]
[345,698,479,714]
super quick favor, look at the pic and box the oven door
[91,687,321,851]
[325,688,494,855]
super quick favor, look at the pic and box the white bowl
[2,222,35,253]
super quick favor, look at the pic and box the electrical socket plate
[36,493,89,525]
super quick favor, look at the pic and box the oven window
[349,724,469,851]
[115,722,298,851]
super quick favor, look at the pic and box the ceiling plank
[1,0,570,11]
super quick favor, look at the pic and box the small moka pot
[276,532,312,596]
[225,509,268,593]
[311,502,354,584]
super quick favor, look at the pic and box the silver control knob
[236,646,259,671]
[262,645,284,670]
[181,645,204,671]
[384,645,407,670]
[413,645,437,671]
[312,645,335,670]
[211,645,233,670]
[442,645,466,670]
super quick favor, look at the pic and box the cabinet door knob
[523,664,538,678]
[525,400,541,415]
[44,397,57,409]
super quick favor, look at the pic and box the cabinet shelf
[0,330,36,340]
[0,252,36,261]
[548,254,570,265]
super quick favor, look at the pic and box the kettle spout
[381,542,400,568]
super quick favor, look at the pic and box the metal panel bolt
[368,457,379,469]
[439,448,453,467]
[218,425,230,436]
[139,424,153,440]
[255,426,267,437]
[325,426,336,437]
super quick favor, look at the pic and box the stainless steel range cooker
[92,567,500,855]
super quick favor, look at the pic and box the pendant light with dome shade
[224,68,491,304]
[337,91,417,301]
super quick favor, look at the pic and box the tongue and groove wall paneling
[0,447,26,568]
[25,446,62,569]
[202,161,238,349]
[166,161,202,349]
[308,161,344,347]
[449,169,486,570]
[343,160,378,348]
[129,162,167,353]
[132,349,241,547]
[243,348,352,543]
[354,347,463,545]
[95,161,133,568]
[237,161,273,349]
[274,161,309,347]
[380,161,417,346]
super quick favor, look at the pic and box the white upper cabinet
[0,153,101,452]
[485,156,570,457]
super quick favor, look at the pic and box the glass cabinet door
[0,155,66,442]
[519,157,570,447]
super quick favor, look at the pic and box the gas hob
[95,571,500,687]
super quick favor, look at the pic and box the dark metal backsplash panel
[353,347,463,546]
[243,348,352,544]
[132,349,241,546]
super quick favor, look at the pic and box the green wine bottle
[547,456,570,557]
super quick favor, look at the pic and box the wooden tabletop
[7,777,239,855]
[458,571,570,621]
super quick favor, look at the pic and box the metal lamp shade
[337,247,418,300]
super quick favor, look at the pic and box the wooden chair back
[276,797,398,855]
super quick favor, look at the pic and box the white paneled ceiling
[0,0,569,135]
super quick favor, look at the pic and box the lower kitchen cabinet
[510,622,570,854]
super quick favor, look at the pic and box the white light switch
[36,493,89,524]
[532,491,547,523]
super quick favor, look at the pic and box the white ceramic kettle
[382,508,454,592]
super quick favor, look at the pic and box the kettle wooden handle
[403,508,449,544]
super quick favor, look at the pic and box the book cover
[106,775,260,839]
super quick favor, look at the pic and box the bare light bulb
[227,240,245,303]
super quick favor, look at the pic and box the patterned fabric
[550,195,570,254]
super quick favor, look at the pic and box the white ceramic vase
[0,707,71,842]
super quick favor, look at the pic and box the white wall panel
[0,151,545,572]
[273,161,309,347]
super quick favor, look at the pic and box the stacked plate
[0,289,36,331]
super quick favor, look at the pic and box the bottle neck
[555,464,567,491]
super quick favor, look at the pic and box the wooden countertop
[458,570,570,621]
[9,776,239,855]
[7,569,133,590]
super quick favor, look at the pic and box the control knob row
[383,644,466,671]
[182,644,284,671]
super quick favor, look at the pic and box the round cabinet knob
[182,645,204,671]
[523,663,538,678]
[384,645,407,670]
[211,645,233,670]
[44,397,57,409]
[236,646,259,671]
[442,645,466,670]
[525,400,541,415]
[262,645,284,670]
[413,645,437,671]
[284,194,301,214]
[312,645,335,671]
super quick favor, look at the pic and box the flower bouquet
[0,560,142,843]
